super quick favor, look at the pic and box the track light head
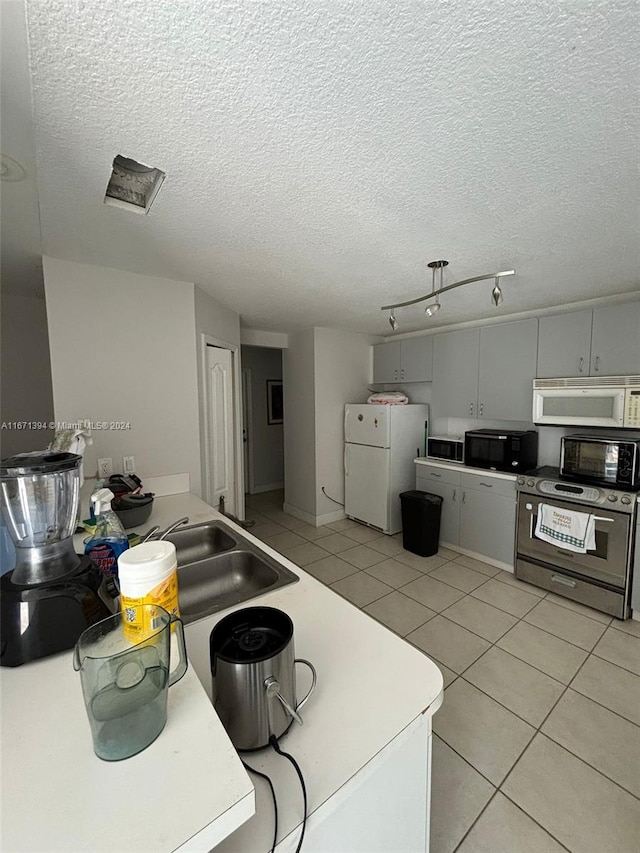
[491,282,504,306]
[424,301,441,317]
[389,310,398,330]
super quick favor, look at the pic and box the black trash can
[400,491,443,557]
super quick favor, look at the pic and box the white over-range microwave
[532,376,640,428]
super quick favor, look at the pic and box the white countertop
[1,493,443,853]
[415,457,518,481]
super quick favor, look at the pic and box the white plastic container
[117,541,180,641]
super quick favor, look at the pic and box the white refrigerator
[344,403,429,535]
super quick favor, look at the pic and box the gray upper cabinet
[478,319,538,421]
[590,302,640,376]
[537,310,592,378]
[372,341,402,383]
[372,337,433,383]
[432,320,537,421]
[400,336,433,382]
[536,302,640,378]
[432,329,480,417]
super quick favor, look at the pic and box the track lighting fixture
[381,260,515,331]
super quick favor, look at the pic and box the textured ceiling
[24,0,640,334]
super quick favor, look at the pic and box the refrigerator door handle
[344,444,348,477]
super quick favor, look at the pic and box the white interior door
[206,345,236,515]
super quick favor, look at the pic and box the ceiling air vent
[104,155,165,214]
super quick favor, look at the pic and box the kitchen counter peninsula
[1,493,443,852]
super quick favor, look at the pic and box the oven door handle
[593,516,615,523]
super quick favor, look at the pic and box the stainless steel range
[515,466,637,618]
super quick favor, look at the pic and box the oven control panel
[538,480,601,501]
[517,475,636,513]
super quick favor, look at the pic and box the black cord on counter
[241,759,278,853]
[269,735,308,853]
[321,486,344,507]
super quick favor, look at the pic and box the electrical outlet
[97,457,113,478]
[123,455,136,475]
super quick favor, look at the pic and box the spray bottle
[84,488,129,587]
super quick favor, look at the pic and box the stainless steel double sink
[164,519,299,625]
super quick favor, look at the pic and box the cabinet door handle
[469,403,474,416]
[479,403,484,416]
[479,482,493,488]
[578,357,584,373]
[394,369,398,380]
[594,356,600,372]
[452,489,457,501]
[430,472,442,478]
[400,369,405,380]
[461,491,466,504]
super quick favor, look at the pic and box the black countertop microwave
[464,429,538,473]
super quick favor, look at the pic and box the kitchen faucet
[140,517,189,543]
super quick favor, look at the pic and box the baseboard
[250,481,284,495]
[439,540,514,573]
[282,503,346,528]
[282,502,318,526]
[316,509,346,526]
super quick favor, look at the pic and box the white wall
[314,328,377,522]
[283,330,317,520]
[282,327,377,525]
[241,346,284,492]
[44,257,202,494]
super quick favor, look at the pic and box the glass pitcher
[73,605,187,761]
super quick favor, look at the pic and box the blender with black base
[0,452,111,667]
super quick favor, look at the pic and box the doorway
[239,345,284,496]
[203,342,242,517]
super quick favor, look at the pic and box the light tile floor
[245,491,640,853]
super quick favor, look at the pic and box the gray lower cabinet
[372,337,433,383]
[458,472,516,566]
[416,466,461,547]
[416,464,516,567]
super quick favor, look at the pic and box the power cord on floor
[321,486,344,507]
[241,759,278,853]
[269,735,308,853]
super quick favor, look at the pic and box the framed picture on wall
[267,380,283,425]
